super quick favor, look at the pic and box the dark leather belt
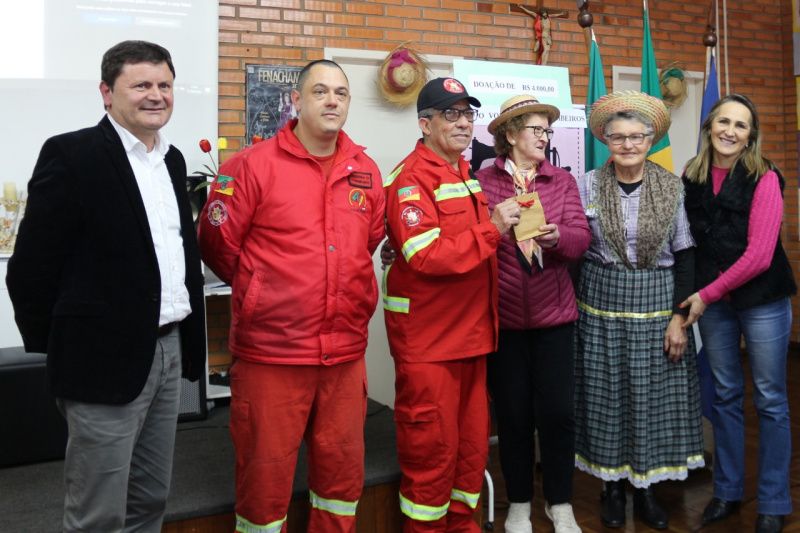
[157,322,178,337]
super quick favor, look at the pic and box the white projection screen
[0,0,219,190]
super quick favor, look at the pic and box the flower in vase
[192,138,227,190]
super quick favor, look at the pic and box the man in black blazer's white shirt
[7,40,205,532]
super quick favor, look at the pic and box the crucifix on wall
[512,2,569,65]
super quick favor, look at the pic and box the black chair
[0,347,67,467]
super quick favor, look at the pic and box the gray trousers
[57,329,182,533]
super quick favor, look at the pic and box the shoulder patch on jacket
[398,185,420,203]
[401,205,423,227]
[207,199,229,226]
[215,174,235,196]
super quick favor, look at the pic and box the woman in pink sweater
[682,94,796,533]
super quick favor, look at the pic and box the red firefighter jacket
[383,140,500,362]
[198,120,385,365]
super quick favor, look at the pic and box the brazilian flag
[641,0,673,172]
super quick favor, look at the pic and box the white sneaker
[505,501,533,533]
[545,503,582,533]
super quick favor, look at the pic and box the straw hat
[487,95,560,135]
[659,63,688,108]
[588,90,671,144]
[377,44,429,107]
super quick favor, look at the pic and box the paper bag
[513,191,548,241]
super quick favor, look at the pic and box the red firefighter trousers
[394,356,489,532]
[229,358,367,533]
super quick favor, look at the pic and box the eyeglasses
[523,125,554,140]
[605,133,653,146]
[436,108,477,122]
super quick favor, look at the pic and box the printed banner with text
[453,59,586,178]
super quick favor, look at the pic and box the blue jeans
[698,297,792,515]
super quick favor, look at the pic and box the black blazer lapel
[165,148,193,236]
[98,116,158,263]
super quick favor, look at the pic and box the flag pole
[580,0,611,173]
[577,1,594,53]
[702,20,718,91]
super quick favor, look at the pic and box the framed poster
[246,64,302,140]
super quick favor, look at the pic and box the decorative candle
[3,182,17,202]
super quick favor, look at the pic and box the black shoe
[600,481,626,528]
[755,514,784,533]
[702,497,741,524]
[633,487,668,530]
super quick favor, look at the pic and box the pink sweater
[698,167,782,304]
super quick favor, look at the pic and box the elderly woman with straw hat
[574,90,704,530]
[476,95,590,533]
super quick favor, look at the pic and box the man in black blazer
[6,40,205,532]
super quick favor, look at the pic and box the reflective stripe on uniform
[577,300,672,319]
[399,492,449,521]
[309,489,358,516]
[381,264,410,313]
[235,513,285,533]
[401,228,441,261]
[465,179,482,194]
[384,164,405,187]
[434,179,482,201]
[384,295,410,313]
[451,488,480,509]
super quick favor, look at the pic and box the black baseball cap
[417,77,481,112]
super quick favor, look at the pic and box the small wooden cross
[510,2,569,20]
[512,3,569,65]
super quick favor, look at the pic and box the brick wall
[781,0,799,342]
[214,0,799,340]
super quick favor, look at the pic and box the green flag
[641,0,673,171]
[585,29,610,172]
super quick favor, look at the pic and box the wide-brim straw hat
[660,64,688,108]
[589,90,671,144]
[488,94,560,135]
[377,44,429,107]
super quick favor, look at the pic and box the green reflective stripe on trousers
[235,513,285,533]
[399,492,449,521]
[577,300,672,319]
[401,228,440,261]
[381,264,410,313]
[451,488,480,509]
[309,489,358,516]
[384,164,405,187]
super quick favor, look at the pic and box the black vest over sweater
[682,163,796,310]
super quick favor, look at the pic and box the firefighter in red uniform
[198,60,385,533]
[383,78,521,532]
